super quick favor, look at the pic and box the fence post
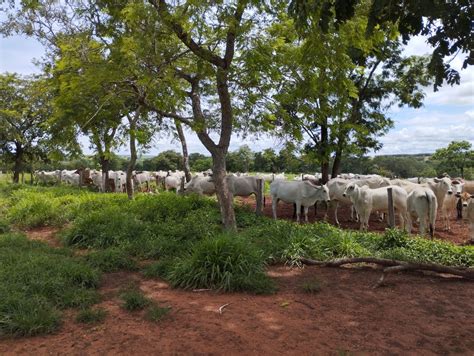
[387,187,395,228]
[256,178,264,216]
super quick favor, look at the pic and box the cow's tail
[425,191,437,238]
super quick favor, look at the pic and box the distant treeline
[2,145,472,179]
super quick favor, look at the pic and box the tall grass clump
[168,234,274,294]
[0,233,101,336]
[84,248,137,272]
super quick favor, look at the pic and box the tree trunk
[175,120,192,182]
[12,146,23,184]
[331,136,345,179]
[211,150,236,230]
[126,117,138,200]
[100,157,110,192]
[319,120,329,184]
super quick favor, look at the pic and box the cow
[35,170,61,185]
[61,170,80,186]
[164,175,182,192]
[391,177,453,230]
[133,171,153,192]
[457,192,474,241]
[406,188,438,238]
[327,176,391,226]
[182,175,265,207]
[270,180,330,223]
[342,184,408,231]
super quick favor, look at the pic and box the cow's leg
[406,212,413,234]
[304,206,309,223]
[333,201,340,226]
[272,197,278,220]
[296,202,301,223]
[419,215,426,236]
[456,198,463,220]
[292,203,297,219]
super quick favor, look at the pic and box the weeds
[75,308,108,324]
[145,304,171,322]
[120,287,151,311]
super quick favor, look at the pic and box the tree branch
[150,0,226,68]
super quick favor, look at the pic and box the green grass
[0,182,473,338]
[167,234,275,294]
[145,304,171,322]
[120,287,151,311]
[75,308,108,324]
[0,233,100,336]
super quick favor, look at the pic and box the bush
[167,234,274,293]
[0,233,100,336]
[75,308,108,324]
[142,259,175,279]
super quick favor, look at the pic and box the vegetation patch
[167,234,275,294]
[120,287,151,311]
[75,308,108,324]
[0,233,100,336]
[145,304,171,322]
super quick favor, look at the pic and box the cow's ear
[471,195,474,199]
[433,178,441,183]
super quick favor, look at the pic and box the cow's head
[458,192,474,207]
[434,177,453,195]
[342,183,357,197]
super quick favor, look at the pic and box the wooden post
[179,176,185,195]
[387,187,395,228]
[256,178,263,216]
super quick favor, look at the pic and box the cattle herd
[33,169,474,240]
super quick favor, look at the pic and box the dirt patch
[238,196,472,245]
[24,226,62,248]
[1,266,473,355]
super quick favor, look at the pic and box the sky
[1,33,473,157]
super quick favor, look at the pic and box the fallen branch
[218,303,231,314]
[192,288,211,292]
[294,300,315,310]
[299,257,474,283]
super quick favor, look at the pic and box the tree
[289,0,473,90]
[0,74,56,183]
[431,141,474,178]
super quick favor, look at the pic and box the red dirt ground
[237,196,472,245]
[1,210,473,355]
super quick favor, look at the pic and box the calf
[343,184,408,231]
[457,192,474,241]
[406,188,438,238]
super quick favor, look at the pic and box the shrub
[142,259,175,279]
[120,288,151,311]
[75,308,108,324]
[145,305,171,322]
[167,234,274,293]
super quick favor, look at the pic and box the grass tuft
[75,308,108,324]
[145,304,171,322]
[120,288,151,311]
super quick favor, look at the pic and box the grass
[120,287,151,311]
[75,308,108,324]
[1,182,473,337]
[0,232,100,336]
[145,304,171,322]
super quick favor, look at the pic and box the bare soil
[1,264,473,355]
[237,196,472,245]
[2,210,473,355]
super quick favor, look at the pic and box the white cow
[35,170,61,184]
[391,177,453,230]
[327,176,391,225]
[61,170,80,186]
[164,175,182,192]
[133,171,153,192]
[342,184,408,231]
[406,188,438,238]
[270,180,330,223]
[182,175,264,205]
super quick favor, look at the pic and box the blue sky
[1,33,473,156]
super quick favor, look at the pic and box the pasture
[0,180,473,354]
